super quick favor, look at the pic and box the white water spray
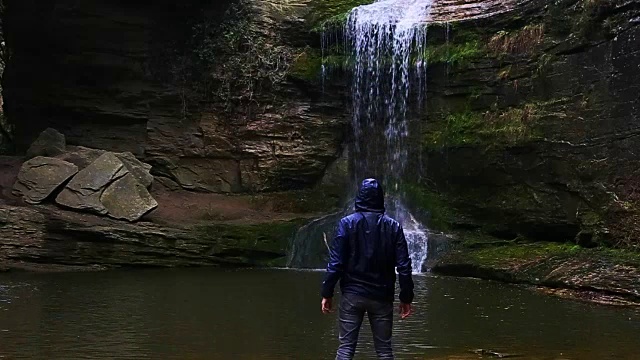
[345,0,433,273]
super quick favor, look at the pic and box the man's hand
[399,303,412,319]
[321,297,333,314]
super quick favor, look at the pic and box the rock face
[12,156,78,204]
[2,0,346,193]
[25,128,66,159]
[56,153,129,214]
[0,204,302,271]
[407,0,640,249]
[115,152,154,188]
[431,237,640,306]
[100,173,158,221]
[56,152,157,221]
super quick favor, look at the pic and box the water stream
[347,0,434,272]
[290,0,433,272]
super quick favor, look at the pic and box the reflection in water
[1,269,639,359]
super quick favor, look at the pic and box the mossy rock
[248,186,344,214]
[398,183,458,231]
[193,219,308,266]
[307,0,376,32]
[424,100,553,149]
[433,238,640,304]
[289,48,323,82]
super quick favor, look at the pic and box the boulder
[55,153,128,214]
[56,146,105,169]
[26,128,66,159]
[12,157,78,204]
[55,151,158,221]
[56,146,153,188]
[114,152,154,188]
[100,173,158,221]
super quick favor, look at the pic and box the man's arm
[396,225,414,309]
[321,220,348,301]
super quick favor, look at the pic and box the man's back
[320,178,415,360]
[332,212,413,303]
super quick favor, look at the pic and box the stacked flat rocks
[13,129,157,221]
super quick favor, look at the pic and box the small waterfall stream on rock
[288,0,434,273]
[347,0,433,273]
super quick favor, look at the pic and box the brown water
[1,268,639,360]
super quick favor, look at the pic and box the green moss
[466,242,581,267]
[535,53,555,77]
[487,24,545,57]
[422,40,485,68]
[424,103,544,149]
[289,48,323,81]
[400,183,456,230]
[456,239,640,269]
[308,0,376,32]
[581,211,603,228]
[598,247,640,266]
[288,47,352,82]
[193,220,306,266]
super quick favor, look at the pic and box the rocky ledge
[429,232,640,306]
[0,203,306,272]
[0,152,341,272]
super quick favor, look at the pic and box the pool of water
[1,268,639,359]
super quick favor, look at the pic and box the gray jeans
[336,293,394,360]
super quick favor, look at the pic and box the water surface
[1,268,639,359]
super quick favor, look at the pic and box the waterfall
[288,0,433,273]
[346,0,433,273]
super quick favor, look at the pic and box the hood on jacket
[355,178,385,213]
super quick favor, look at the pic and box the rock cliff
[1,0,640,305]
[417,0,640,247]
[412,0,640,303]
[2,0,347,193]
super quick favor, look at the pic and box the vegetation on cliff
[308,0,376,31]
[413,0,640,259]
[423,103,544,148]
[194,220,306,267]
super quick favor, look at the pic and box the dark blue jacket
[321,179,414,304]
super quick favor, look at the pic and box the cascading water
[345,0,433,273]
[287,0,433,273]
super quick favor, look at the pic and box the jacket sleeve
[321,220,348,298]
[395,225,415,304]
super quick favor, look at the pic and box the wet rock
[12,157,78,204]
[56,153,129,214]
[25,128,66,159]
[471,349,521,358]
[432,238,640,306]
[100,173,157,221]
[0,203,300,270]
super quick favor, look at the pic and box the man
[321,178,414,360]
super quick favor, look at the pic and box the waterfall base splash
[287,197,429,274]
[288,0,434,274]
